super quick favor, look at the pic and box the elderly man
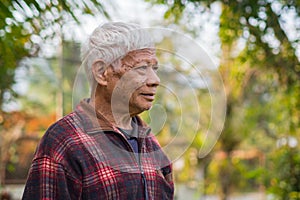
[22,22,174,200]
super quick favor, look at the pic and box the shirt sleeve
[22,156,82,200]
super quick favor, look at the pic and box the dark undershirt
[117,119,139,154]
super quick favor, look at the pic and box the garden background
[0,0,299,199]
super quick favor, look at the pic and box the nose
[146,68,160,87]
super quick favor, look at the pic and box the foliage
[0,110,55,182]
[268,146,300,200]
[0,0,109,108]
[17,41,82,116]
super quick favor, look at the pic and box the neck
[90,88,133,130]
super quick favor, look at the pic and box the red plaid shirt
[22,100,174,200]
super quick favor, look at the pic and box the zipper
[112,126,150,200]
[138,128,151,200]
[141,171,149,200]
[90,105,151,199]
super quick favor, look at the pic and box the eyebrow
[135,63,158,69]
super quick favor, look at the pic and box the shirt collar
[74,99,151,137]
[117,118,139,139]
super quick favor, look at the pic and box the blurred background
[0,0,299,199]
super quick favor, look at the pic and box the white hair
[81,22,154,89]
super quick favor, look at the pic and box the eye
[152,65,159,72]
[136,65,148,71]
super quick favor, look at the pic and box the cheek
[111,69,148,104]
[129,92,150,110]
[128,71,147,84]
[117,73,147,94]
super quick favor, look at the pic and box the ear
[92,60,108,86]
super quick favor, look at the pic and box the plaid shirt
[22,100,174,200]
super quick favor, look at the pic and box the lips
[140,92,156,101]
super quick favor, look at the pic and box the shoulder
[34,112,90,162]
[44,111,83,142]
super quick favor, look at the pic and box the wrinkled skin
[91,48,160,129]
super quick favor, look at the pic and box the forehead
[122,48,158,65]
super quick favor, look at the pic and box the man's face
[107,48,160,116]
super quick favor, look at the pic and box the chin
[130,104,152,116]
[142,103,153,111]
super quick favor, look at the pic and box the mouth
[140,92,156,101]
